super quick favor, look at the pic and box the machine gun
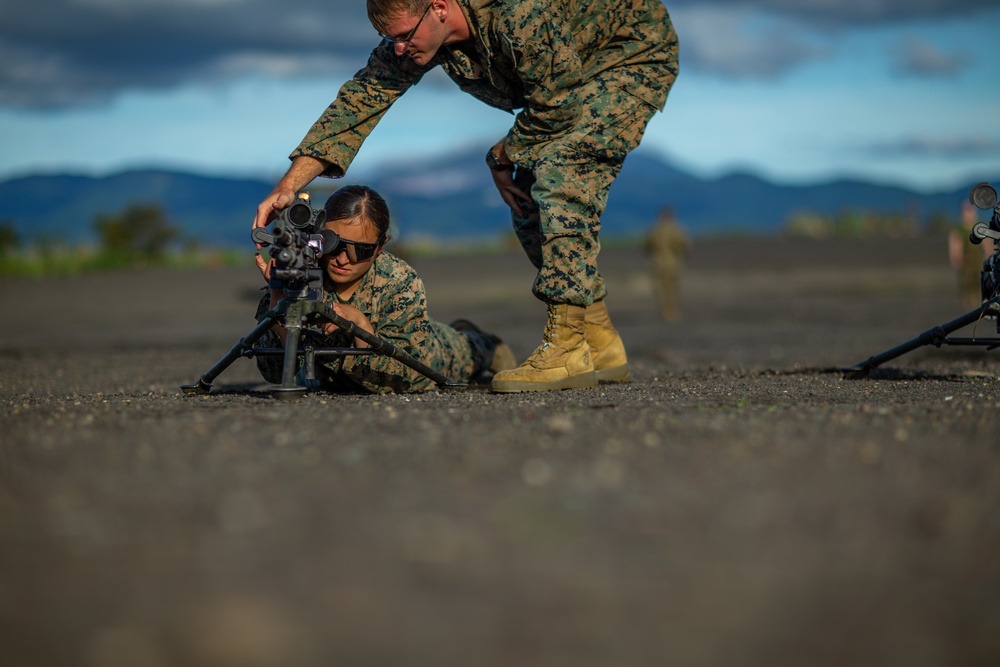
[250,193,330,300]
[182,194,466,398]
[843,182,1000,377]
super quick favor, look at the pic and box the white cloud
[673,7,829,78]
[4,1,996,110]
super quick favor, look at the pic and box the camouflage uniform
[291,0,679,306]
[254,252,493,394]
[955,224,986,309]
[645,211,690,320]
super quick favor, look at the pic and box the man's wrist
[282,155,328,191]
[485,147,514,172]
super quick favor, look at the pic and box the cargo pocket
[573,80,659,162]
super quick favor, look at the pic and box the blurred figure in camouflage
[254,185,515,394]
[645,208,690,321]
[948,200,994,310]
[252,0,679,392]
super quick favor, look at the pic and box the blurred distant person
[252,0,679,392]
[948,200,994,310]
[645,208,689,321]
[254,185,515,393]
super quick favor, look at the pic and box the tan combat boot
[491,304,597,393]
[585,299,631,383]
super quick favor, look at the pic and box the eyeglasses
[324,232,386,263]
[379,2,433,46]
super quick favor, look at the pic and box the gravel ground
[1,236,998,667]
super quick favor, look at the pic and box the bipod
[181,296,467,399]
[841,295,1000,379]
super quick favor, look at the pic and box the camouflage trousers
[512,75,663,306]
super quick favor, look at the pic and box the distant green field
[0,247,250,279]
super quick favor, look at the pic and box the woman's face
[321,216,383,291]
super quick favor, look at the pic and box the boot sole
[491,370,598,393]
[595,363,631,383]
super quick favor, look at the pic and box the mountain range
[0,148,989,248]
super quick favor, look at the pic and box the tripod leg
[181,316,279,394]
[842,300,994,378]
[270,302,309,400]
[308,301,466,390]
[185,295,467,396]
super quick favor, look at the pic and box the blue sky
[1,0,998,193]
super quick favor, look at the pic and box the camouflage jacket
[255,252,475,394]
[291,0,678,176]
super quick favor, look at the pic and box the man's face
[380,3,440,65]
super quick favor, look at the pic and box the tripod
[843,182,1000,378]
[841,296,1000,378]
[184,192,467,398]
[181,294,467,398]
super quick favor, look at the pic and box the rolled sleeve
[290,43,428,178]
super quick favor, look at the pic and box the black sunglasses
[321,230,387,263]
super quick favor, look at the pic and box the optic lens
[287,202,313,228]
[970,182,998,211]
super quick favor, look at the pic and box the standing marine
[645,208,690,321]
[949,200,993,310]
[252,0,680,392]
